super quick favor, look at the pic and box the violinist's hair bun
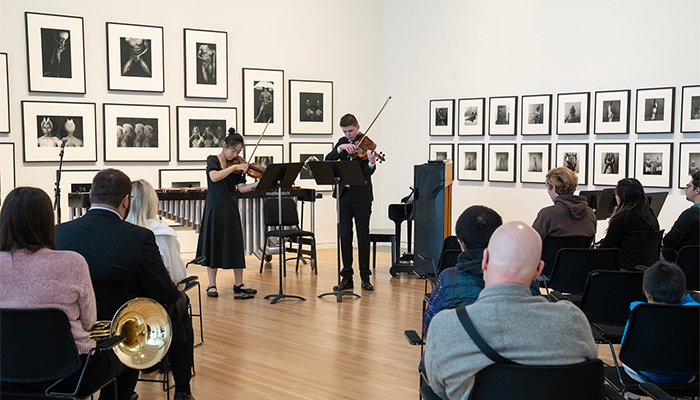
[228,127,236,136]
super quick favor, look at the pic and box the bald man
[424,222,597,400]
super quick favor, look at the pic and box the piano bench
[369,229,396,269]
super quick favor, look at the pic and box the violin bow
[246,117,271,164]
[356,96,392,145]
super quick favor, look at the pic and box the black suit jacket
[325,136,375,203]
[55,209,180,321]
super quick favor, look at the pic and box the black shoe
[362,280,374,291]
[234,284,257,294]
[130,393,139,400]
[333,279,353,291]
[174,393,195,400]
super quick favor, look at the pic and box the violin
[227,156,264,179]
[350,96,391,163]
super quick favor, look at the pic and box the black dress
[196,155,246,269]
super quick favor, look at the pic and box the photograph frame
[557,92,590,135]
[634,143,672,188]
[678,142,700,188]
[0,143,16,206]
[429,143,454,177]
[488,143,516,183]
[521,94,551,136]
[243,68,284,137]
[104,103,170,162]
[289,79,333,135]
[244,144,284,170]
[106,22,164,93]
[289,142,332,191]
[176,106,237,161]
[520,143,551,184]
[184,28,228,99]
[0,53,9,133]
[429,99,454,136]
[635,87,675,134]
[489,96,517,136]
[555,143,588,185]
[680,85,700,133]
[594,89,630,135]
[456,143,484,181]
[457,97,485,136]
[25,12,86,94]
[593,143,629,186]
[159,169,206,189]
[21,101,97,162]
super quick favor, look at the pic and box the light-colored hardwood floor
[133,247,628,400]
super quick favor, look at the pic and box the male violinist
[325,113,377,291]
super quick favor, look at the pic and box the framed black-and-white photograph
[557,92,589,135]
[555,143,588,185]
[488,144,516,182]
[429,99,454,136]
[634,143,672,188]
[594,89,630,135]
[457,98,485,136]
[243,68,284,137]
[104,103,170,161]
[680,85,700,133]
[21,101,96,162]
[429,143,453,162]
[59,170,98,219]
[184,28,227,99]
[25,12,85,94]
[0,143,15,206]
[489,96,517,136]
[290,142,332,191]
[678,143,700,188]
[456,143,484,181]
[106,22,164,92]
[159,169,206,189]
[520,143,551,184]
[593,143,628,186]
[521,94,551,136]
[289,80,333,135]
[244,144,283,170]
[0,53,9,133]
[176,106,237,161]
[635,87,675,134]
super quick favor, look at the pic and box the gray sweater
[424,283,598,400]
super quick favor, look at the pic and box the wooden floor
[132,247,629,400]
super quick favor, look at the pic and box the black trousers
[339,196,372,281]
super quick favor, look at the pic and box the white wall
[379,0,700,244]
[0,0,383,251]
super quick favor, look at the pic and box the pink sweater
[0,248,97,354]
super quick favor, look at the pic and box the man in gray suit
[424,221,597,400]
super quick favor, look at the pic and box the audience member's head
[0,187,55,253]
[612,178,657,230]
[642,261,687,305]
[685,171,700,204]
[126,179,159,228]
[482,221,543,287]
[90,169,132,215]
[545,167,578,200]
[455,205,502,251]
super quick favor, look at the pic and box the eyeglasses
[685,184,696,190]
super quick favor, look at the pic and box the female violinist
[196,128,259,299]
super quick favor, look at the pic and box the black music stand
[256,162,306,304]
[308,160,366,302]
[580,188,616,220]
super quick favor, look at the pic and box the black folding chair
[619,230,664,271]
[676,245,700,291]
[544,248,620,303]
[540,235,594,277]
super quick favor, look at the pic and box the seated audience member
[126,179,187,284]
[661,171,700,262]
[55,169,196,400]
[622,261,699,384]
[597,178,659,249]
[532,167,596,241]
[423,205,502,336]
[424,222,597,400]
[0,187,125,398]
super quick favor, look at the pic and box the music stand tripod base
[265,293,306,304]
[318,289,361,302]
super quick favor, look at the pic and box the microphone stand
[54,138,67,223]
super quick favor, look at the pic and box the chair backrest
[620,304,700,376]
[548,248,620,295]
[541,236,593,276]
[579,270,645,327]
[619,230,664,270]
[435,249,461,276]
[676,245,700,291]
[263,197,300,227]
[0,308,82,383]
[468,359,604,400]
[441,235,461,253]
